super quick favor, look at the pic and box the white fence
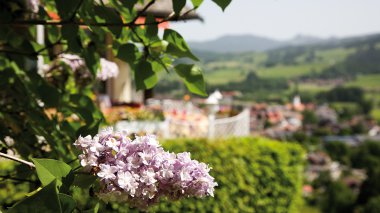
[209,108,250,138]
[115,121,169,138]
[115,108,250,139]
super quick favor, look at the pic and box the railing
[209,108,250,138]
[114,106,250,139]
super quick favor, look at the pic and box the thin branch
[0,152,35,168]
[0,38,62,57]
[149,55,171,73]
[182,7,197,18]
[0,13,196,27]
[130,27,150,60]
[128,0,156,25]
[0,49,43,56]
[69,0,84,21]
[66,157,78,164]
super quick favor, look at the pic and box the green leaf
[62,25,78,41]
[76,119,101,138]
[145,15,158,38]
[31,158,72,186]
[60,171,75,194]
[54,0,79,19]
[47,26,60,43]
[135,61,158,90]
[67,37,82,53]
[149,41,168,58]
[119,0,138,10]
[117,43,139,66]
[173,0,186,15]
[212,0,232,11]
[59,193,76,213]
[83,203,100,213]
[69,94,103,124]
[163,29,199,61]
[174,64,207,96]
[8,180,61,213]
[191,0,204,7]
[82,45,99,76]
[36,81,61,107]
[27,71,61,107]
[94,6,123,38]
[73,174,97,189]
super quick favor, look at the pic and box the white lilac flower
[27,0,40,13]
[79,154,97,167]
[105,137,120,152]
[89,141,106,156]
[97,58,119,81]
[59,54,86,72]
[73,127,217,210]
[73,135,93,148]
[98,164,118,180]
[4,136,15,146]
[117,171,139,196]
[180,169,192,182]
[57,54,118,81]
[160,167,174,179]
[138,151,153,165]
[140,168,157,185]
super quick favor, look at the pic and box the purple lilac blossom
[59,54,87,72]
[74,127,217,210]
[97,58,119,81]
[27,0,40,13]
[58,54,119,81]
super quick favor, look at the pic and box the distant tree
[317,87,364,103]
[363,196,380,213]
[292,131,308,143]
[320,181,356,213]
[351,141,380,170]
[312,171,332,189]
[302,110,318,125]
[351,123,366,134]
[357,168,380,205]
[303,46,380,80]
[324,141,351,166]
[361,100,373,115]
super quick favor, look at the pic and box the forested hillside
[155,33,380,120]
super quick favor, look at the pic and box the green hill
[156,33,380,105]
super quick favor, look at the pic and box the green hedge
[2,137,305,212]
[149,137,305,213]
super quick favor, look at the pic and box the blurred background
[2,0,380,212]
[153,1,380,212]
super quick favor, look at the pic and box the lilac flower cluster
[59,54,86,72]
[27,0,40,13]
[97,58,119,81]
[74,128,217,209]
[57,54,119,81]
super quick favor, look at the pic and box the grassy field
[204,46,355,81]
[345,74,380,89]
[205,68,248,84]
[287,82,334,94]
[256,63,327,79]
[316,47,356,62]
[371,108,380,121]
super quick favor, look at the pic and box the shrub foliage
[152,137,305,213]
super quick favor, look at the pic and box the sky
[171,0,380,42]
